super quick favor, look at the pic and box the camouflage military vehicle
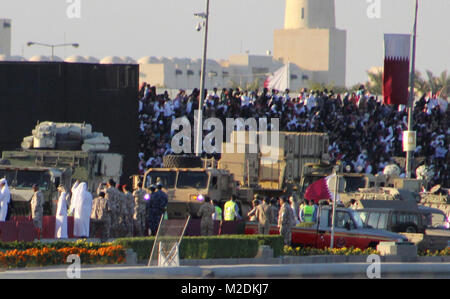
[139,155,253,219]
[218,131,329,197]
[419,185,450,218]
[136,131,329,219]
[1,122,123,216]
[299,161,429,201]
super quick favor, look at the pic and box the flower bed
[283,246,379,256]
[0,240,111,251]
[419,248,450,256]
[0,245,126,269]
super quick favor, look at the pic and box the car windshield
[145,171,176,189]
[16,170,50,190]
[177,171,208,189]
[0,169,16,185]
[349,210,364,228]
[343,177,366,192]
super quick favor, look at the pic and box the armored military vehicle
[140,155,252,219]
[298,161,428,206]
[1,122,123,216]
[419,185,450,218]
[138,131,329,219]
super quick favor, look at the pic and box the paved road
[1,263,449,279]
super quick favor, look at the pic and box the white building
[138,53,312,91]
[0,19,11,56]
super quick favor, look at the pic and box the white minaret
[0,19,12,56]
[284,0,336,29]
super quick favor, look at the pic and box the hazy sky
[1,0,449,86]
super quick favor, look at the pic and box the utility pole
[195,0,210,157]
[405,0,419,178]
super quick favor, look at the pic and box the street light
[194,0,210,157]
[27,42,79,61]
[405,0,419,178]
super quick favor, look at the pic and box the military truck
[1,122,123,216]
[218,131,329,197]
[138,131,329,219]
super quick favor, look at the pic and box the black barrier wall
[0,62,139,183]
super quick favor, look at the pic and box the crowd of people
[138,83,449,188]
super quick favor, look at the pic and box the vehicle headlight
[190,194,205,202]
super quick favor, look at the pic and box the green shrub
[113,235,283,261]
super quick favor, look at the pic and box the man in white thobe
[55,185,68,239]
[0,179,11,221]
[72,182,93,238]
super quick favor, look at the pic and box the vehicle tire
[405,226,417,233]
[162,155,203,168]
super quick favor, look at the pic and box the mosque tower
[274,0,346,86]
[0,19,12,56]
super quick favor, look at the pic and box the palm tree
[414,70,430,96]
[423,70,450,97]
[366,70,382,95]
[435,71,450,97]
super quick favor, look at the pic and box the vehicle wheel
[162,155,203,168]
[405,226,417,233]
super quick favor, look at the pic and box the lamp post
[27,42,79,61]
[194,0,210,157]
[405,0,419,178]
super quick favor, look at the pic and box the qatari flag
[383,34,411,105]
[304,174,338,204]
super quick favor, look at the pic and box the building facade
[137,54,313,92]
[274,0,347,87]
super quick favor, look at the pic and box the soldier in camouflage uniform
[133,182,147,236]
[197,196,215,236]
[99,180,121,238]
[122,185,135,237]
[30,184,44,232]
[90,191,110,240]
[278,196,295,246]
[116,185,128,237]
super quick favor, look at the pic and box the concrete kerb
[1,263,449,279]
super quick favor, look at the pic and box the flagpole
[406,0,419,178]
[287,62,290,90]
[330,168,339,249]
